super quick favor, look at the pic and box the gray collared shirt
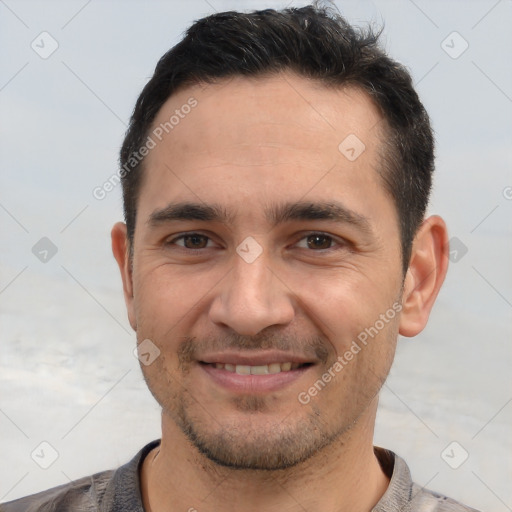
[1,440,480,512]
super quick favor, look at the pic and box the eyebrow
[147,200,373,235]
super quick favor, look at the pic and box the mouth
[197,353,316,394]
[200,361,312,374]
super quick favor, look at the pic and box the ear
[399,215,449,337]
[111,222,137,331]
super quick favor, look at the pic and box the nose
[208,251,295,336]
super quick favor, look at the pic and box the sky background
[1,0,511,509]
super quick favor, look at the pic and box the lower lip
[199,363,313,393]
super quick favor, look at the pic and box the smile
[204,362,309,374]
[198,359,314,394]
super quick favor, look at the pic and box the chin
[171,398,346,471]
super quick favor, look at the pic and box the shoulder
[410,482,482,512]
[0,440,160,512]
[0,469,115,512]
[373,447,482,512]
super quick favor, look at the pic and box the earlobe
[399,215,449,338]
[111,222,137,331]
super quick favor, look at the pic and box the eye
[167,233,214,249]
[166,231,347,252]
[295,233,342,251]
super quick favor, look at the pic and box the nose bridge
[233,252,273,302]
[209,248,294,335]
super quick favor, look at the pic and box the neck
[141,397,389,512]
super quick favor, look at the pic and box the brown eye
[182,234,209,249]
[168,233,212,249]
[306,234,333,250]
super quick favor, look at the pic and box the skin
[112,71,449,512]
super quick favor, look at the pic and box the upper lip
[199,350,315,366]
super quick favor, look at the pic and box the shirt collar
[105,441,413,512]
[373,446,414,512]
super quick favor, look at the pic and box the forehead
[148,72,383,162]
[138,72,392,228]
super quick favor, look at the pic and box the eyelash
[165,231,348,252]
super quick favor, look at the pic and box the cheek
[292,269,393,347]
[132,262,217,331]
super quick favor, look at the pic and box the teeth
[236,365,251,375]
[268,363,282,374]
[250,365,269,375]
[211,362,303,374]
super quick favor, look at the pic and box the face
[122,73,406,470]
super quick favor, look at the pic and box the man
[2,4,480,512]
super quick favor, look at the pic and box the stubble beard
[140,322,397,472]
[172,392,345,470]
[144,356,385,472]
